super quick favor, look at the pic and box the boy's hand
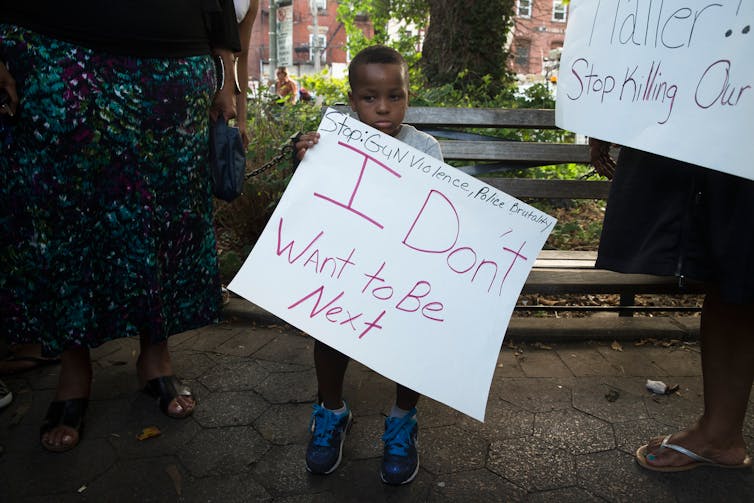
[294,132,320,161]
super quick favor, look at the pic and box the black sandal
[40,398,88,453]
[142,375,195,419]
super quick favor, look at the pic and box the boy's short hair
[348,45,409,90]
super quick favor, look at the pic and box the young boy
[293,45,443,485]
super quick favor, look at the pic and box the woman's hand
[588,137,616,180]
[210,85,236,122]
[0,62,19,117]
[294,132,320,161]
[209,50,237,122]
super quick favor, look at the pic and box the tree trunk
[421,0,514,90]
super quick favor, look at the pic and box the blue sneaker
[380,408,419,485]
[305,402,353,474]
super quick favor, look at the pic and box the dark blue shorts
[595,147,754,305]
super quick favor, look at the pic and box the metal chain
[245,132,301,179]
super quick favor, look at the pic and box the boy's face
[348,63,408,138]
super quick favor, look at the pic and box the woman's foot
[137,340,195,418]
[0,344,60,375]
[40,398,88,453]
[142,375,195,419]
[637,425,751,471]
[40,348,91,452]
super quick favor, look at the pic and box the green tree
[336,0,428,60]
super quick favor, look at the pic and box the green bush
[298,71,350,105]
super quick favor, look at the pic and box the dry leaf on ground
[136,426,162,441]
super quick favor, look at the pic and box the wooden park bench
[355,106,704,340]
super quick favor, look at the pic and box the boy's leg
[381,384,421,485]
[639,289,754,468]
[306,340,353,475]
[395,384,420,411]
[314,340,349,409]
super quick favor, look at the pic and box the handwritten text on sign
[229,109,555,421]
[556,0,753,180]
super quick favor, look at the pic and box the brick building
[246,0,373,84]
[508,0,569,81]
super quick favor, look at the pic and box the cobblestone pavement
[1,299,753,502]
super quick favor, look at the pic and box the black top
[0,0,241,57]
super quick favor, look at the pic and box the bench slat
[405,107,558,128]
[439,140,590,164]
[534,250,597,269]
[522,269,705,295]
[330,105,559,129]
[534,258,596,268]
[479,178,611,199]
[537,250,598,260]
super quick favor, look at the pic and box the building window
[517,0,532,18]
[514,39,531,69]
[309,34,327,62]
[552,0,568,22]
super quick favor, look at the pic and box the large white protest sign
[556,0,753,180]
[229,109,555,421]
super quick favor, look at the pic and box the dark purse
[209,116,246,202]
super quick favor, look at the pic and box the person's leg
[314,340,349,409]
[40,347,92,450]
[641,289,754,468]
[382,384,421,485]
[0,343,60,375]
[306,340,352,475]
[395,384,420,411]
[137,337,195,417]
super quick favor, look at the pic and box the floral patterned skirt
[0,25,222,356]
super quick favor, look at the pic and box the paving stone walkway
[1,299,753,502]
